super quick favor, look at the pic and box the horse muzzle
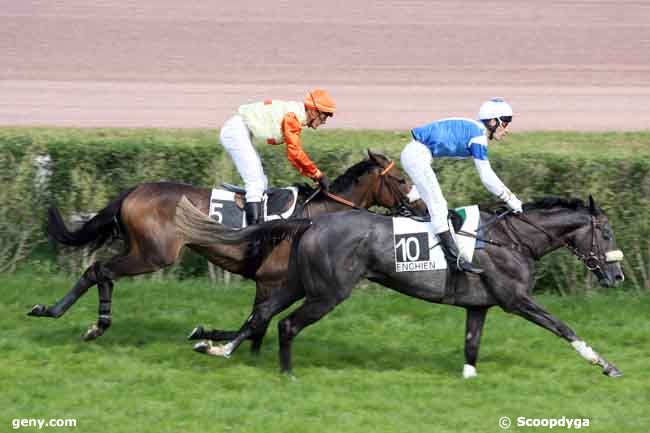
[598,251,625,287]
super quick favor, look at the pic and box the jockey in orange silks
[219,89,336,225]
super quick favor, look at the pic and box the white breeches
[219,115,268,203]
[401,139,450,234]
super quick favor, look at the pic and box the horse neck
[505,208,589,259]
[303,178,377,217]
[335,177,377,208]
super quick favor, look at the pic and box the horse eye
[397,178,406,185]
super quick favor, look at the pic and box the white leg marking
[206,341,235,358]
[463,364,477,379]
[571,340,599,364]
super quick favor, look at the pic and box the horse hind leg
[82,278,114,341]
[248,321,270,355]
[27,261,119,342]
[248,286,305,355]
[28,261,104,319]
[80,248,178,341]
[192,287,303,358]
[188,327,237,342]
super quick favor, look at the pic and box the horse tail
[175,195,312,268]
[46,187,136,251]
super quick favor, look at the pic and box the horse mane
[479,196,601,215]
[291,158,380,197]
[330,159,380,193]
[523,197,591,212]
[294,183,318,196]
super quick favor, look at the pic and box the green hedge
[1,127,649,293]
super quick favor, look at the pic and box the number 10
[396,236,421,261]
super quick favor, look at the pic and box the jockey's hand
[506,195,523,213]
[318,173,331,192]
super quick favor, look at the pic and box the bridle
[513,213,623,276]
[374,160,418,215]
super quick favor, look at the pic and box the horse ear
[588,195,597,214]
[367,149,386,163]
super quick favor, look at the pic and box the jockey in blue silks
[401,98,522,274]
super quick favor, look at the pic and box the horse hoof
[188,326,204,340]
[28,304,48,317]
[281,370,297,380]
[603,364,623,377]
[83,324,102,341]
[463,364,477,379]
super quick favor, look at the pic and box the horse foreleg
[28,262,102,318]
[462,307,488,378]
[508,295,622,377]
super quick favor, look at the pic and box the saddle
[209,184,299,228]
[407,209,464,233]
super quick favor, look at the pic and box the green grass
[1,274,648,433]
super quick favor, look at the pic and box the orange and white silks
[238,100,322,180]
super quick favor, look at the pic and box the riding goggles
[497,116,512,127]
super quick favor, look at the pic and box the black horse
[176,196,624,377]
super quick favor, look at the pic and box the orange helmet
[304,89,336,114]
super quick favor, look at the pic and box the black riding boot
[437,231,483,274]
[245,201,262,226]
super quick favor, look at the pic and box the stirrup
[455,257,484,275]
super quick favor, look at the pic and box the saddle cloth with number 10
[392,205,480,272]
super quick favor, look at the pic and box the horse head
[328,149,427,215]
[567,195,625,288]
[517,196,625,288]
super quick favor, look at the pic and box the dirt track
[2,1,649,131]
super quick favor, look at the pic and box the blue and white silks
[402,118,511,234]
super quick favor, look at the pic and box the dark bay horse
[177,196,625,377]
[29,150,424,343]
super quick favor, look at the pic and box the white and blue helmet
[478,98,513,121]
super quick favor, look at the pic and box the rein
[472,210,589,259]
[457,210,622,274]
[323,191,360,209]
[513,213,617,272]
[456,209,513,248]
